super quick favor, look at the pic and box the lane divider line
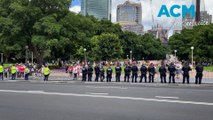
[0,89,213,106]
[155,96,179,99]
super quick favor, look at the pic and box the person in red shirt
[68,65,73,80]
[19,64,25,78]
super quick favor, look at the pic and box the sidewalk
[1,70,212,83]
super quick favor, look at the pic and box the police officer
[159,62,167,83]
[124,64,131,82]
[115,63,122,82]
[11,64,17,80]
[43,65,50,81]
[182,62,192,84]
[148,63,155,83]
[94,64,100,82]
[140,64,147,83]
[131,62,138,83]
[168,63,176,83]
[87,65,93,82]
[195,63,204,84]
[82,65,87,82]
[24,66,30,80]
[0,63,4,80]
[106,65,113,82]
[100,66,105,82]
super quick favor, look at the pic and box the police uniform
[182,64,192,84]
[131,65,138,83]
[140,65,147,83]
[148,65,155,83]
[94,65,100,82]
[87,66,93,82]
[115,66,122,82]
[100,67,105,82]
[43,66,50,81]
[106,67,113,82]
[168,64,176,83]
[124,65,131,82]
[11,65,17,80]
[82,66,87,81]
[195,64,204,84]
[159,65,167,83]
[0,64,4,80]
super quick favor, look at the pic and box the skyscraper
[81,0,112,20]
[117,0,142,24]
[183,0,212,29]
[116,0,144,35]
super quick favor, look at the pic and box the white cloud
[69,5,81,13]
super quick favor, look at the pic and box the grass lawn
[204,66,213,72]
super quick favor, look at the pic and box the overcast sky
[70,0,213,32]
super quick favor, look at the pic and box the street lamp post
[127,55,129,59]
[1,53,3,63]
[191,46,194,68]
[84,48,87,64]
[130,50,132,61]
[31,52,33,64]
[174,50,177,62]
[25,46,29,63]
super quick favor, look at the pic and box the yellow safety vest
[44,67,50,75]
[0,65,3,73]
[11,66,17,74]
[25,68,30,74]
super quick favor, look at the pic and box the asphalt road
[0,82,213,120]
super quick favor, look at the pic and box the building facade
[183,0,212,29]
[148,25,168,45]
[81,0,112,20]
[116,1,144,35]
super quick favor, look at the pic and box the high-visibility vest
[11,66,17,74]
[44,67,50,75]
[0,65,3,73]
[25,68,30,74]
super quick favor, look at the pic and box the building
[200,11,212,24]
[173,30,182,34]
[148,25,168,45]
[183,0,212,29]
[116,0,144,35]
[117,0,142,24]
[81,0,112,20]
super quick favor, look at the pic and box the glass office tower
[81,0,112,20]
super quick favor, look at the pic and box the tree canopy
[0,0,169,63]
[169,24,213,62]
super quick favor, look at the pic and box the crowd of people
[0,63,50,81]
[65,60,204,84]
[0,60,205,84]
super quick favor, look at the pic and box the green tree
[169,24,213,61]
[91,33,123,61]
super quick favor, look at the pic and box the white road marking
[85,92,109,95]
[85,86,128,89]
[27,90,44,93]
[0,89,213,106]
[155,96,179,99]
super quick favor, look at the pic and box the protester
[175,62,182,79]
